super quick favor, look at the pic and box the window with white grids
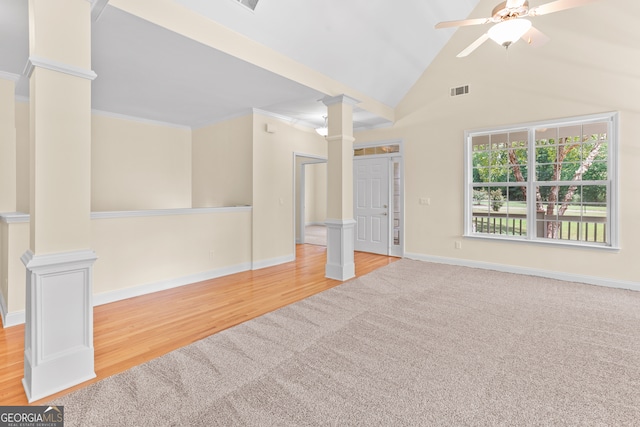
[465,112,618,248]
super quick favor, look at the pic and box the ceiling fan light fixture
[315,116,328,136]
[488,18,532,47]
[315,127,328,137]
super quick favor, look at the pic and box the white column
[323,95,359,281]
[22,0,97,402]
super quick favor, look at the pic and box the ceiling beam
[91,0,110,21]
[108,0,394,123]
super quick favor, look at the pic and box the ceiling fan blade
[435,17,491,30]
[457,33,490,58]
[521,26,550,47]
[529,0,600,16]
[506,0,526,8]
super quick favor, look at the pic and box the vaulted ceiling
[0,0,481,130]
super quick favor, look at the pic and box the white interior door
[354,157,390,255]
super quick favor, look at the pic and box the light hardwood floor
[0,245,396,405]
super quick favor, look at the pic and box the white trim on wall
[91,109,191,130]
[0,291,24,328]
[193,107,390,134]
[252,254,295,271]
[91,206,251,220]
[2,208,252,222]
[0,212,29,223]
[404,252,640,292]
[191,109,253,129]
[0,71,21,82]
[3,261,254,328]
[94,262,252,307]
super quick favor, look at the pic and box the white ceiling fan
[435,0,600,57]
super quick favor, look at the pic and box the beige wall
[0,220,29,316]
[3,108,330,319]
[192,115,253,207]
[355,0,640,284]
[252,113,327,264]
[305,162,327,224]
[0,223,5,311]
[91,114,192,211]
[0,80,16,213]
[91,209,252,296]
[15,101,29,213]
[1,210,251,317]
[29,69,93,254]
[15,109,194,213]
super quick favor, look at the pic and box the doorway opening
[294,153,327,249]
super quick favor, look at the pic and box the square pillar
[23,0,97,402]
[322,95,359,281]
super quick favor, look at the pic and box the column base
[21,249,97,402]
[325,219,356,281]
[23,349,96,403]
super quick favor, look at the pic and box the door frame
[353,140,404,257]
[293,152,327,249]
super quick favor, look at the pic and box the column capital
[326,135,356,144]
[321,94,360,107]
[24,55,97,80]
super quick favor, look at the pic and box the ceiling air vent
[235,0,260,11]
[450,85,469,97]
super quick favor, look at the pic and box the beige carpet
[304,225,327,246]
[52,260,640,426]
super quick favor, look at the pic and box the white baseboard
[404,252,640,292]
[0,290,25,327]
[252,254,295,270]
[305,222,326,227]
[0,290,6,326]
[1,310,25,328]
[93,262,252,307]
[2,262,253,328]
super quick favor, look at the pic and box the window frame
[463,112,619,249]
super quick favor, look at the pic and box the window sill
[463,233,620,252]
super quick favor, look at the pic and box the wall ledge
[92,206,252,219]
[0,212,29,224]
[1,208,253,223]
[252,254,295,270]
